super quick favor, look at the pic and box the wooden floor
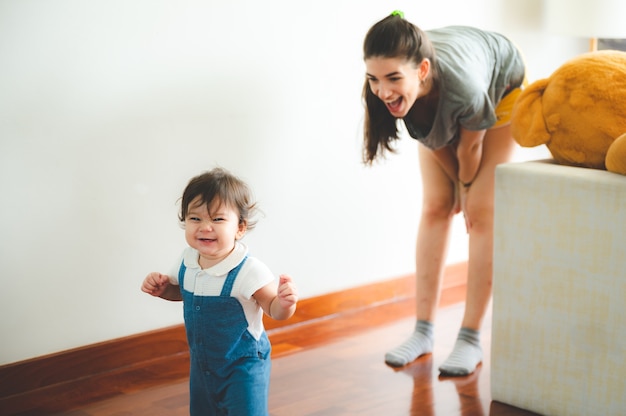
[56,299,541,416]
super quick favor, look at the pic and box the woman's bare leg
[385,145,456,367]
[439,124,517,376]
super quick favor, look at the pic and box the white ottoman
[491,160,626,416]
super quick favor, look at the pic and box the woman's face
[365,56,423,118]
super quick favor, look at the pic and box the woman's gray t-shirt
[404,26,525,150]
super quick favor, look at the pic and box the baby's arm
[254,274,298,320]
[141,272,182,301]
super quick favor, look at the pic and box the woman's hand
[452,181,462,215]
[459,183,471,232]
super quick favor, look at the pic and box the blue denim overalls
[179,257,271,416]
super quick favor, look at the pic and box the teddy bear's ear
[605,133,626,175]
[511,79,551,147]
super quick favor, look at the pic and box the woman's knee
[464,197,494,228]
[422,196,456,220]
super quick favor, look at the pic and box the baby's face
[184,197,245,268]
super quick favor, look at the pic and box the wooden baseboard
[0,263,467,415]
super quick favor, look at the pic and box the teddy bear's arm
[511,78,551,148]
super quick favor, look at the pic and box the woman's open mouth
[386,97,403,114]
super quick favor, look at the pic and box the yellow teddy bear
[511,50,626,175]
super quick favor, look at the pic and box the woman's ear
[419,58,430,81]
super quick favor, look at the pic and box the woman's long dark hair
[362,14,436,164]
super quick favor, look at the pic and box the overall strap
[178,260,186,286]
[219,256,248,297]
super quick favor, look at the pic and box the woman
[362,11,525,376]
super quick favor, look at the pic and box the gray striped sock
[384,320,434,367]
[438,327,482,376]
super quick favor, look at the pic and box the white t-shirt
[168,242,275,340]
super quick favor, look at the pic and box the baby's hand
[141,272,170,297]
[277,274,298,309]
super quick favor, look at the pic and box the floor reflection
[393,354,486,416]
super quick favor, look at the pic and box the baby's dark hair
[179,167,258,231]
[362,13,437,164]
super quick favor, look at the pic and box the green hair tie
[391,10,404,18]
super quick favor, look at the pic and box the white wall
[0,0,585,365]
